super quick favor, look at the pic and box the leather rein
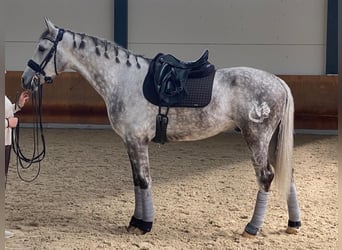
[12,86,45,182]
[12,29,64,182]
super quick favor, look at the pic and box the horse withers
[21,18,301,237]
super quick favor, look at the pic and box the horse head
[21,18,66,90]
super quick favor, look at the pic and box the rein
[15,29,64,182]
[12,84,46,182]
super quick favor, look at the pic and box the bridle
[12,28,64,182]
[27,28,65,85]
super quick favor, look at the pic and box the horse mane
[67,30,149,69]
[40,28,150,69]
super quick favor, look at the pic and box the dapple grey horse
[21,18,301,237]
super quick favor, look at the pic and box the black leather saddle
[143,49,215,107]
[143,50,216,144]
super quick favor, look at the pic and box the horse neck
[61,31,149,101]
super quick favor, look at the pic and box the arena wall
[5,0,336,129]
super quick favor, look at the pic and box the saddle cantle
[143,50,216,144]
[143,49,216,107]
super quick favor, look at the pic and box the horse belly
[166,117,236,142]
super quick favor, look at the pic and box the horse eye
[38,45,46,53]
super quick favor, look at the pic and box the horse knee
[132,173,151,189]
[129,157,151,189]
[138,176,150,189]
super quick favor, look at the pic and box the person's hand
[7,117,18,128]
[18,91,30,109]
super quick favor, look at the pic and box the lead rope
[12,83,46,182]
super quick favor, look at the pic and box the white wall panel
[128,0,327,74]
[5,0,113,70]
[129,43,325,75]
[5,0,327,74]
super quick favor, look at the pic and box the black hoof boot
[127,216,153,235]
[242,223,259,238]
[286,220,301,234]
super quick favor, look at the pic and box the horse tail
[273,80,294,198]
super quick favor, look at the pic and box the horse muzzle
[22,70,53,91]
[21,68,36,90]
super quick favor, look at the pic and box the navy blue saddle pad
[143,50,216,108]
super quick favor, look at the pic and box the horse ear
[44,17,57,34]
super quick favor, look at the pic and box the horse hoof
[242,230,256,239]
[286,226,300,234]
[126,225,146,235]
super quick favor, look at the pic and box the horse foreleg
[125,140,154,234]
[286,181,301,234]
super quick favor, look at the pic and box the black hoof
[127,225,147,235]
[128,216,153,234]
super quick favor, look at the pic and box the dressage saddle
[143,49,215,106]
[143,50,216,144]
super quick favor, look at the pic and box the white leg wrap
[141,188,154,222]
[250,190,269,228]
[133,186,143,220]
[287,182,301,222]
[245,190,269,235]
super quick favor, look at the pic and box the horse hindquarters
[243,80,301,237]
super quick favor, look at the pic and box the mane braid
[104,41,110,59]
[72,32,76,48]
[90,37,101,56]
[67,30,148,66]
[111,43,147,68]
[135,56,141,69]
[114,46,120,63]
[79,33,86,49]
[126,53,131,67]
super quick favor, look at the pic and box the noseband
[27,28,65,84]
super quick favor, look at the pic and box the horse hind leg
[268,128,301,234]
[241,129,274,238]
[243,165,274,238]
[286,182,301,234]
